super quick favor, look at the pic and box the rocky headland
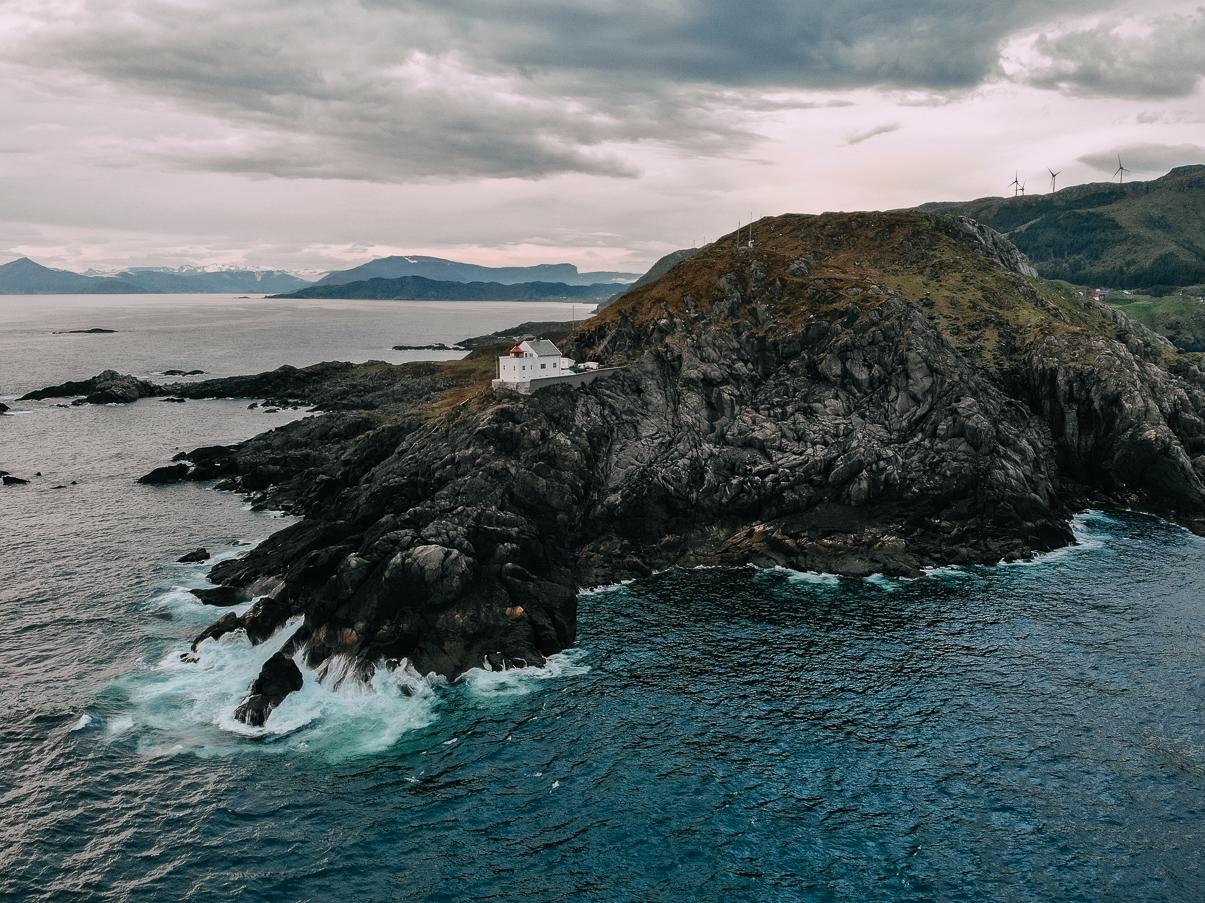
[27,212,1205,726]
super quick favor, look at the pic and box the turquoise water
[2,299,1203,901]
[4,512,1202,901]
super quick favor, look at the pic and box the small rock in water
[161,397,188,403]
[0,401,8,415]
[3,475,30,485]
[190,585,250,606]
[178,548,210,563]
[234,652,304,726]
[138,463,191,484]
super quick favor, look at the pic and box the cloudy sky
[2,0,1203,275]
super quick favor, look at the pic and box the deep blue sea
[2,296,1203,901]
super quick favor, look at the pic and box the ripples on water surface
[2,298,1203,901]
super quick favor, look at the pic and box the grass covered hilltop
[920,164,1205,291]
[28,211,1205,725]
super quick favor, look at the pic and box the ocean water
[2,298,1204,901]
[0,293,588,396]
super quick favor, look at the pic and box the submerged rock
[145,211,1205,724]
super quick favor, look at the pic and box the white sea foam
[69,713,92,731]
[920,564,971,579]
[148,585,258,623]
[999,510,1114,568]
[115,620,588,760]
[862,573,910,590]
[105,715,134,736]
[756,564,842,586]
[461,649,590,698]
[577,578,635,595]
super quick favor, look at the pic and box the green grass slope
[919,165,1205,290]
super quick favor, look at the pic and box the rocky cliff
[39,211,1205,726]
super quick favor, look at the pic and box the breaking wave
[110,581,589,761]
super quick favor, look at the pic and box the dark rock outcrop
[139,463,191,485]
[3,474,30,486]
[20,369,156,405]
[138,211,1205,725]
[190,585,251,606]
[178,548,210,563]
[233,650,303,726]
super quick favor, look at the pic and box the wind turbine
[1018,179,1027,196]
[1010,173,1021,197]
[1049,168,1061,193]
[1114,155,1130,184]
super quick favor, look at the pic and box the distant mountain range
[274,275,620,301]
[0,258,309,294]
[0,254,639,295]
[314,255,637,288]
[918,164,1205,289]
[112,267,309,293]
[0,258,147,294]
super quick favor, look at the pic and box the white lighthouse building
[496,339,566,382]
[492,337,619,394]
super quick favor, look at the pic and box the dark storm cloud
[12,0,1117,182]
[1023,12,1205,99]
[1079,143,1205,175]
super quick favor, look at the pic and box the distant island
[314,254,637,288]
[271,274,619,301]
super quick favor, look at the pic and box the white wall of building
[497,340,564,383]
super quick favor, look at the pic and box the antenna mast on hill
[1048,168,1061,193]
[1010,172,1021,197]
[1114,155,1130,184]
